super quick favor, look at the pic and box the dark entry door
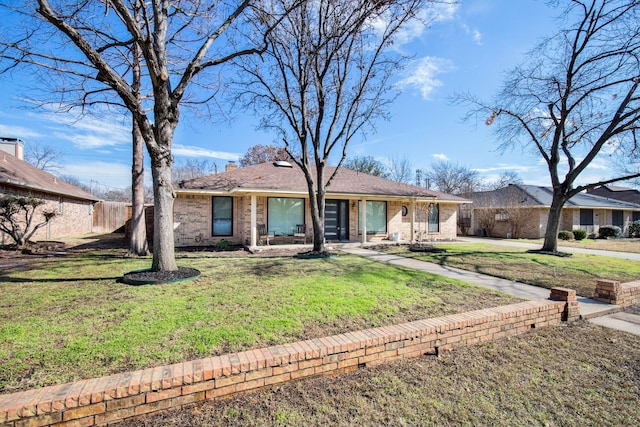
[325,200,349,241]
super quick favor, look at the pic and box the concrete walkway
[339,246,640,336]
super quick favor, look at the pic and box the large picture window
[268,197,304,235]
[428,203,439,233]
[212,196,233,236]
[358,201,387,234]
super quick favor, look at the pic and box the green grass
[380,243,640,297]
[0,250,518,393]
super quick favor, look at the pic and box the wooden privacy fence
[92,202,128,234]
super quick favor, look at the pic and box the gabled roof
[0,152,99,201]
[471,184,640,210]
[177,162,469,203]
[587,185,640,204]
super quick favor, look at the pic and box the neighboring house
[174,161,469,247]
[466,184,640,238]
[587,185,640,208]
[0,140,100,244]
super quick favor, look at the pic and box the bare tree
[237,0,435,252]
[486,171,523,190]
[343,156,388,178]
[0,0,273,271]
[461,0,640,253]
[387,154,413,183]
[426,161,483,195]
[24,142,63,173]
[238,144,290,167]
[173,159,217,182]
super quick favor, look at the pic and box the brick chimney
[0,137,25,160]
[225,161,238,172]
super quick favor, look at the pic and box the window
[268,197,304,235]
[633,211,640,222]
[358,201,387,234]
[212,196,233,236]
[428,203,439,233]
[612,210,623,228]
[580,209,594,226]
[495,212,509,222]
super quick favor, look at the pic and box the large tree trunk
[303,164,326,253]
[541,193,566,253]
[128,1,149,257]
[129,119,149,256]
[150,149,177,271]
[310,188,326,252]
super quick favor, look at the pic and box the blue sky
[0,0,617,192]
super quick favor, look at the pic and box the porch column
[250,195,257,247]
[361,198,367,244]
[410,199,416,243]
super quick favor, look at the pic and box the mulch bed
[122,267,201,285]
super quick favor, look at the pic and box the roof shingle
[178,162,468,202]
[0,152,99,201]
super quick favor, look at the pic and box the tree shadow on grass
[0,275,124,284]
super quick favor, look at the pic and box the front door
[325,200,349,241]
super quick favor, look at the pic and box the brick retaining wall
[593,279,640,307]
[0,291,577,427]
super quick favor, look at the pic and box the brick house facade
[0,146,99,244]
[467,184,640,238]
[174,162,468,247]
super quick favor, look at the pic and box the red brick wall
[0,294,576,426]
[593,279,640,308]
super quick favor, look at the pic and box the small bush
[598,225,622,239]
[629,220,640,238]
[558,230,574,240]
[572,229,587,241]
[215,239,233,249]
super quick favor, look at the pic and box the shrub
[598,225,622,239]
[558,230,574,240]
[572,229,587,241]
[630,220,640,238]
[215,239,233,249]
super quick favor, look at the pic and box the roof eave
[0,178,100,202]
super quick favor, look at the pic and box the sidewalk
[339,247,640,336]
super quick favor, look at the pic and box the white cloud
[41,115,130,149]
[62,161,133,190]
[432,153,448,161]
[372,2,459,47]
[0,123,43,140]
[397,56,456,100]
[472,29,483,45]
[472,163,537,174]
[172,144,240,161]
[461,24,483,46]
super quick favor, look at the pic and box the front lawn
[518,237,640,254]
[380,243,640,297]
[0,248,518,393]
